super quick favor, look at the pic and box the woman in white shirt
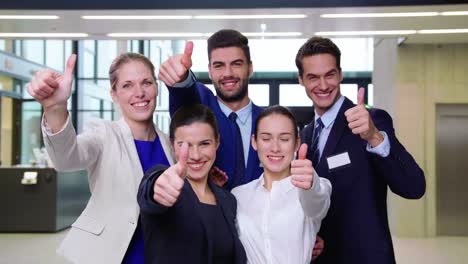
[231,105,332,264]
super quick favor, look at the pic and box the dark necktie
[310,118,324,166]
[228,112,246,186]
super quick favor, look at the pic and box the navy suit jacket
[169,82,264,189]
[301,97,425,264]
[137,165,247,264]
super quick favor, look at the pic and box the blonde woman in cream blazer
[28,53,174,264]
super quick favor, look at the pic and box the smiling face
[252,114,300,178]
[208,46,252,105]
[173,122,219,182]
[110,60,157,126]
[298,53,343,116]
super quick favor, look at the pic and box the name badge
[327,152,351,170]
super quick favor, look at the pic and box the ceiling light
[82,15,192,20]
[242,32,302,37]
[440,11,468,16]
[321,12,438,18]
[194,14,306,19]
[315,30,416,36]
[418,29,468,34]
[0,15,59,20]
[0,33,88,38]
[108,33,206,38]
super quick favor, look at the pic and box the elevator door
[436,104,468,235]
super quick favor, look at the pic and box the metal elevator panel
[436,104,468,235]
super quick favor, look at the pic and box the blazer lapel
[116,119,145,198]
[185,181,213,264]
[209,181,244,263]
[317,98,354,177]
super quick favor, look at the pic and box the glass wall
[0,37,374,165]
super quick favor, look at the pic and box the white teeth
[268,156,283,161]
[133,102,148,107]
[188,163,203,169]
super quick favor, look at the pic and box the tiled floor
[1,230,467,264]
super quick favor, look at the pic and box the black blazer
[137,165,247,264]
[301,97,426,264]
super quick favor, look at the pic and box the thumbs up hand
[27,54,76,111]
[291,144,315,190]
[158,41,194,87]
[344,87,383,147]
[153,143,189,207]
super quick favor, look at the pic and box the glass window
[279,84,312,107]
[22,40,45,64]
[248,84,269,106]
[20,101,42,164]
[79,40,96,78]
[341,84,358,104]
[367,84,374,106]
[0,40,5,51]
[191,38,373,73]
[97,41,117,78]
[45,40,64,71]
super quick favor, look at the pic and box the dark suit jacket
[169,81,264,190]
[137,165,247,264]
[301,97,426,264]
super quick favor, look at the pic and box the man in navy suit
[296,36,426,263]
[158,29,264,190]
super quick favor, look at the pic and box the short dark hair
[295,36,341,77]
[254,105,298,139]
[169,104,219,142]
[207,29,251,63]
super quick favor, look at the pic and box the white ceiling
[0,4,467,43]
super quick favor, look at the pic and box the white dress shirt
[231,173,331,264]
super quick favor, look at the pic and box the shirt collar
[255,173,295,193]
[315,95,345,129]
[218,100,252,125]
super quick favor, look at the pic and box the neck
[263,169,290,191]
[188,176,214,204]
[218,96,250,112]
[125,117,156,141]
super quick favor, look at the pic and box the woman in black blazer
[137,104,247,264]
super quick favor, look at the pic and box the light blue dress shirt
[174,71,252,166]
[314,95,390,160]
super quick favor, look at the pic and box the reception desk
[0,167,90,232]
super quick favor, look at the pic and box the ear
[208,63,213,81]
[294,136,301,153]
[110,89,117,104]
[251,134,258,151]
[338,68,343,82]
[248,62,253,78]
[298,75,304,86]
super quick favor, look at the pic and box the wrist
[44,103,68,114]
[367,130,384,148]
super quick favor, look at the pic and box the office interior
[1,1,468,263]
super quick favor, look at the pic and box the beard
[214,79,249,103]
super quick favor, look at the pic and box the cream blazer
[42,116,175,264]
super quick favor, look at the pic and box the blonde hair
[108,52,156,90]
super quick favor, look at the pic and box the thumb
[175,142,189,178]
[181,41,193,69]
[357,87,365,106]
[63,54,77,84]
[297,143,308,160]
